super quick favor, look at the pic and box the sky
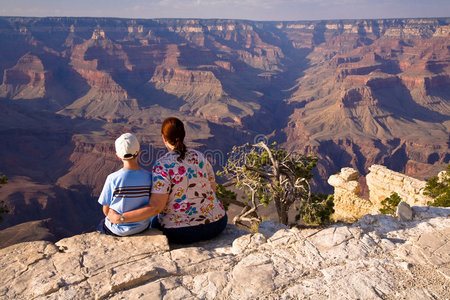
[0,0,449,21]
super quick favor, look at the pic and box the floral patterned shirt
[152,149,225,228]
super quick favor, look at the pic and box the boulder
[396,201,413,221]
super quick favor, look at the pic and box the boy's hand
[107,209,121,224]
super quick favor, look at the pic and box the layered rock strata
[329,164,434,221]
[328,167,373,221]
[1,208,449,299]
[366,164,433,207]
[0,16,449,236]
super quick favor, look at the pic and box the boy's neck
[122,159,140,171]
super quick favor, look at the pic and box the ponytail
[161,117,187,162]
[174,138,187,162]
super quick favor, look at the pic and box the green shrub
[424,165,450,207]
[297,193,334,224]
[379,192,402,216]
[215,184,236,211]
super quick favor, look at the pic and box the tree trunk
[279,203,289,225]
[274,196,283,223]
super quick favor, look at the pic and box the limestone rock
[366,164,432,208]
[340,167,359,181]
[258,220,289,238]
[328,168,372,221]
[231,233,266,255]
[1,211,450,299]
[330,165,436,222]
[397,201,413,221]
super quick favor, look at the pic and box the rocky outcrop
[328,168,374,221]
[366,164,433,207]
[0,219,56,249]
[329,165,434,221]
[1,208,449,299]
[150,67,224,103]
[0,53,48,99]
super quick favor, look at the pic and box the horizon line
[1,14,450,23]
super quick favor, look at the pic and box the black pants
[152,214,228,244]
[96,218,118,236]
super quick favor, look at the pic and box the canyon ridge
[0,17,448,237]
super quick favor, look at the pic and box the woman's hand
[105,194,169,224]
[107,209,121,224]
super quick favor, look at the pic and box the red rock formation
[0,17,448,233]
[0,53,48,99]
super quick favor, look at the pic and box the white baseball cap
[115,133,140,160]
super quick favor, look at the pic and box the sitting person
[108,117,227,243]
[97,133,152,236]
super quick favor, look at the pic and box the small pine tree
[217,141,334,227]
[379,192,402,216]
[424,165,450,207]
[0,175,9,222]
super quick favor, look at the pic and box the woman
[107,117,227,243]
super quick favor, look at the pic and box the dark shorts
[96,217,155,236]
[152,214,228,244]
[96,217,118,236]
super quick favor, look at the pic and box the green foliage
[0,175,9,222]
[218,141,331,226]
[424,165,450,207]
[379,192,402,216]
[298,193,335,225]
[215,184,235,211]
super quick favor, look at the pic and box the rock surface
[397,201,413,221]
[329,165,435,221]
[328,168,373,220]
[367,165,433,207]
[1,207,449,299]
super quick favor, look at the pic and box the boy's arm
[98,175,113,213]
[107,193,169,224]
[102,206,110,216]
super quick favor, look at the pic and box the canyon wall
[329,164,434,221]
[0,17,448,236]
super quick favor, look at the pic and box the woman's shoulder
[186,148,205,158]
[155,151,176,164]
[185,148,208,162]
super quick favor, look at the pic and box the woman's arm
[102,206,110,216]
[107,193,169,224]
[210,180,216,193]
[205,159,217,193]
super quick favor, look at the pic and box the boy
[96,133,152,236]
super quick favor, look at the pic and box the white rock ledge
[1,207,449,299]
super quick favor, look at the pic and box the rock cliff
[329,165,434,221]
[1,208,449,299]
[328,167,374,220]
[366,165,433,206]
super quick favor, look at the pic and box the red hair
[161,117,187,162]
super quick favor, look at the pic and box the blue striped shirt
[98,168,152,236]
